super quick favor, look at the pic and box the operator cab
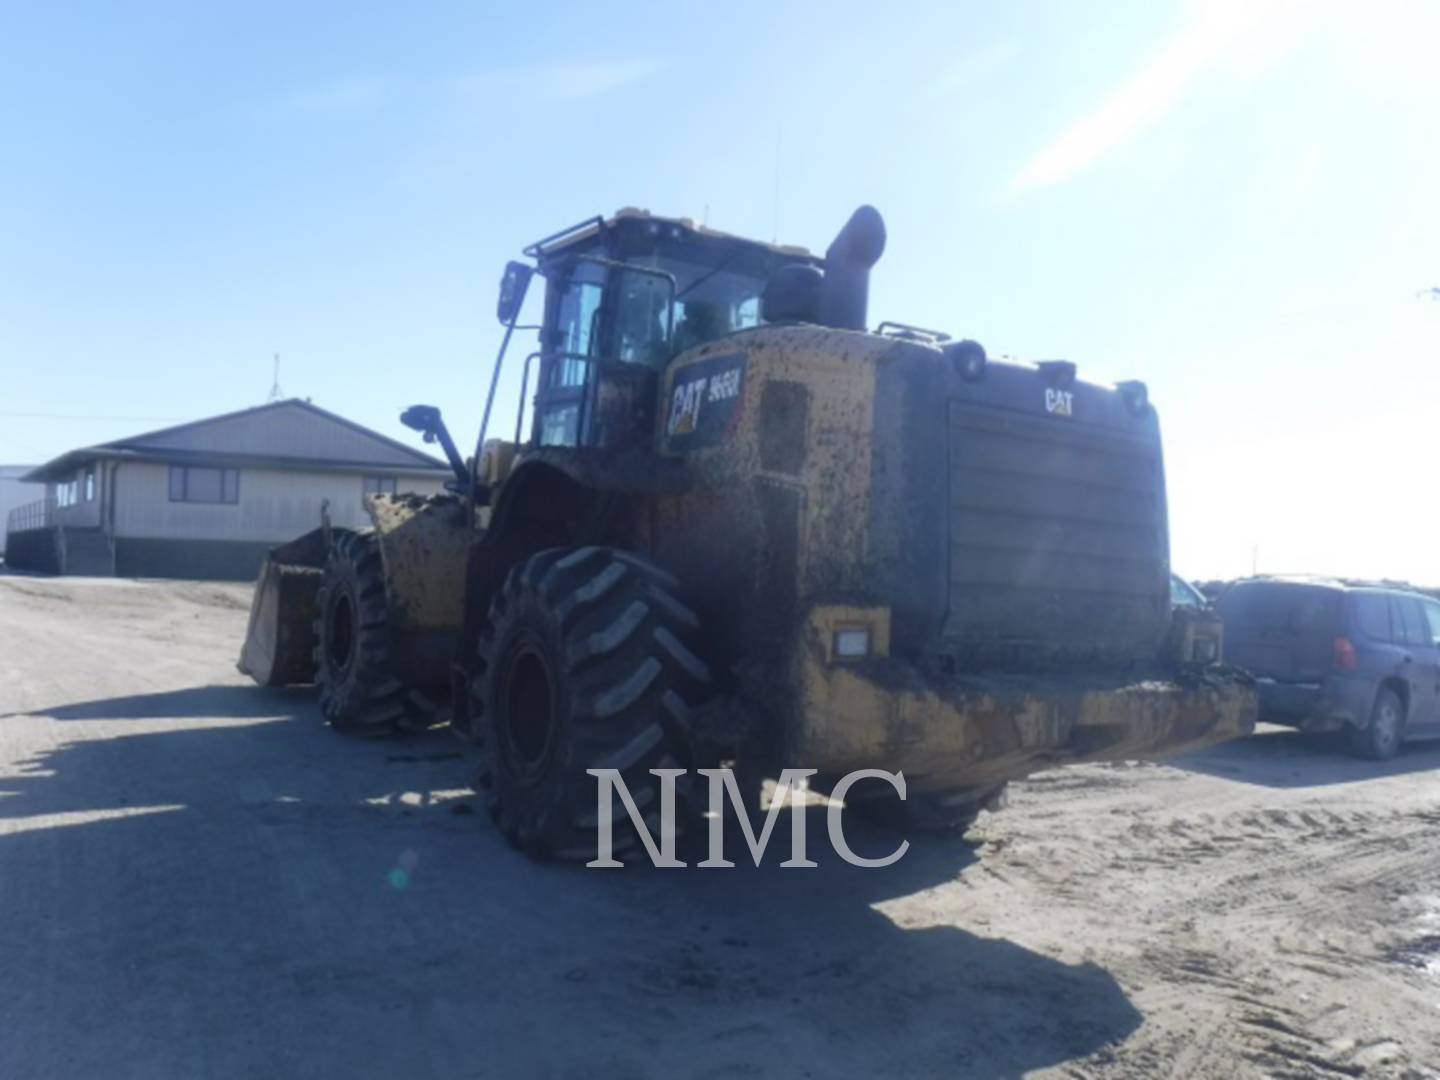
[521,210,818,451]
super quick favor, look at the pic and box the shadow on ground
[1,684,313,722]
[1175,722,1440,789]
[0,685,1142,1078]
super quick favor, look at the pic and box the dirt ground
[1,575,1436,1079]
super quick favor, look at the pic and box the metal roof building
[5,399,449,580]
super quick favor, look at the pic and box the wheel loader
[238,205,1256,858]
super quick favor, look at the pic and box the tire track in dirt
[970,763,1440,1078]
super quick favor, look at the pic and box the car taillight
[1333,636,1357,671]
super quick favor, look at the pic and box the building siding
[111,462,445,542]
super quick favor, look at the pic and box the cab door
[532,260,675,451]
[534,260,605,447]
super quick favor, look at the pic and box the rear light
[1037,360,1077,388]
[945,339,987,382]
[1333,636,1357,671]
[833,627,871,659]
[1116,380,1149,416]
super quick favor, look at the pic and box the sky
[1,0,1437,583]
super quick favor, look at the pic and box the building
[4,399,451,579]
[0,465,40,558]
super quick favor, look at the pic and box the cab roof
[523,207,818,264]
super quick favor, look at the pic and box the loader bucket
[237,529,329,687]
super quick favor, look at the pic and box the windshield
[617,251,768,364]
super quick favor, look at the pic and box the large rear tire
[471,546,710,859]
[313,530,429,736]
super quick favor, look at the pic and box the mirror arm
[429,422,468,489]
[401,405,469,490]
[476,308,520,457]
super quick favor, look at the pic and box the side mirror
[400,404,469,489]
[497,260,534,325]
[400,404,442,440]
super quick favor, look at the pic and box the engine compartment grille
[943,402,1167,667]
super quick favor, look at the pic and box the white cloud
[1010,0,1311,192]
[457,59,665,103]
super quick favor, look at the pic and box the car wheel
[1347,686,1404,761]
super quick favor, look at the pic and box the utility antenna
[267,353,285,402]
[772,123,783,244]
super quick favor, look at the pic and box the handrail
[522,215,606,259]
[5,497,56,536]
[515,351,542,445]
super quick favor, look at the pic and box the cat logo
[668,378,707,436]
[1045,388,1074,417]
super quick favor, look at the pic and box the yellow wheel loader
[239,205,1255,858]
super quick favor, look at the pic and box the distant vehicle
[1170,573,1209,609]
[1216,577,1440,759]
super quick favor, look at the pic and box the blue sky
[2,0,1436,582]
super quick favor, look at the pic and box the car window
[1392,596,1431,648]
[1352,593,1392,642]
[1170,575,1204,608]
[1424,600,1440,647]
[1217,583,1340,633]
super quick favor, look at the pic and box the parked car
[1216,577,1440,759]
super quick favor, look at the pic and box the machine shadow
[1173,722,1440,788]
[607,810,1145,1075]
[0,690,1141,1078]
[0,684,317,722]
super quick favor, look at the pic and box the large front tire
[472,547,711,860]
[313,530,429,735]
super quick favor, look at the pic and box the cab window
[614,270,673,368]
[551,262,604,387]
[537,261,606,447]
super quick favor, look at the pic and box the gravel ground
[1,575,1436,1079]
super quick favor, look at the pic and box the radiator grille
[944,403,1166,662]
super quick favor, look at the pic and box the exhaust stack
[818,205,887,331]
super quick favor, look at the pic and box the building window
[84,468,96,502]
[169,466,240,504]
[56,479,78,508]
[363,476,398,496]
